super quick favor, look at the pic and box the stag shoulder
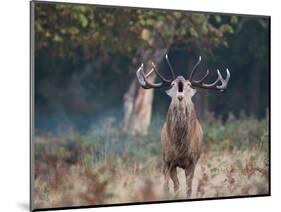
[188,118,203,161]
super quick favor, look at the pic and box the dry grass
[33,118,269,209]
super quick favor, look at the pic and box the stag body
[161,78,202,196]
[136,54,230,197]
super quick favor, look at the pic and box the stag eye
[178,81,183,92]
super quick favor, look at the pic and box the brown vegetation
[33,117,269,209]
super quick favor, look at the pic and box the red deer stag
[136,54,230,197]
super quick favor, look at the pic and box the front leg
[170,166,179,194]
[163,162,170,193]
[185,163,196,198]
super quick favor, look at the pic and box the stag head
[136,54,230,102]
[165,76,196,104]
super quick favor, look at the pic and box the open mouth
[178,81,183,93]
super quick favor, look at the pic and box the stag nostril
[178,81,183,92]
[178,96,183,101]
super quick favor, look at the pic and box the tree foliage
[35,3,236,60]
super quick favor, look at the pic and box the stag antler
[136,54,176,89]
[189,56,230,92]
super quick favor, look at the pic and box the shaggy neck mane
[167,99,196,145]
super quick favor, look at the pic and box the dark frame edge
[30,0,35,211]
[268,16,271,196]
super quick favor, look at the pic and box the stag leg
[170,166,179,194]
[163,163,170,193]
[185,163,196,198]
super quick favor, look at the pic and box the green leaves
[68,26,79,35]
[231,16,238,24]
[221,24,234,34]
[79,13,88,28]
[215,15,222,23]
[53,34,63,42]
[189,27,199,38]
[34,2,239,59]
[74,5,87,13]
[140,18,154,26]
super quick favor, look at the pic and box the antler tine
[193,69,209,84]
[190,67,230,92]
[136,63,166,89]
[165,54,176,80]
[216,68,230,91]
[189,56,202,80]
[136,54,177,89]
[152,62,174,83]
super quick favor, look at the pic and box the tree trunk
[122,48,166,135]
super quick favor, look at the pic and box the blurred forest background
[33,2,270,209]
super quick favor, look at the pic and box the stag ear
[165,87,173,98]
[191,88,197,97]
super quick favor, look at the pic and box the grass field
[33,117,269,208]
